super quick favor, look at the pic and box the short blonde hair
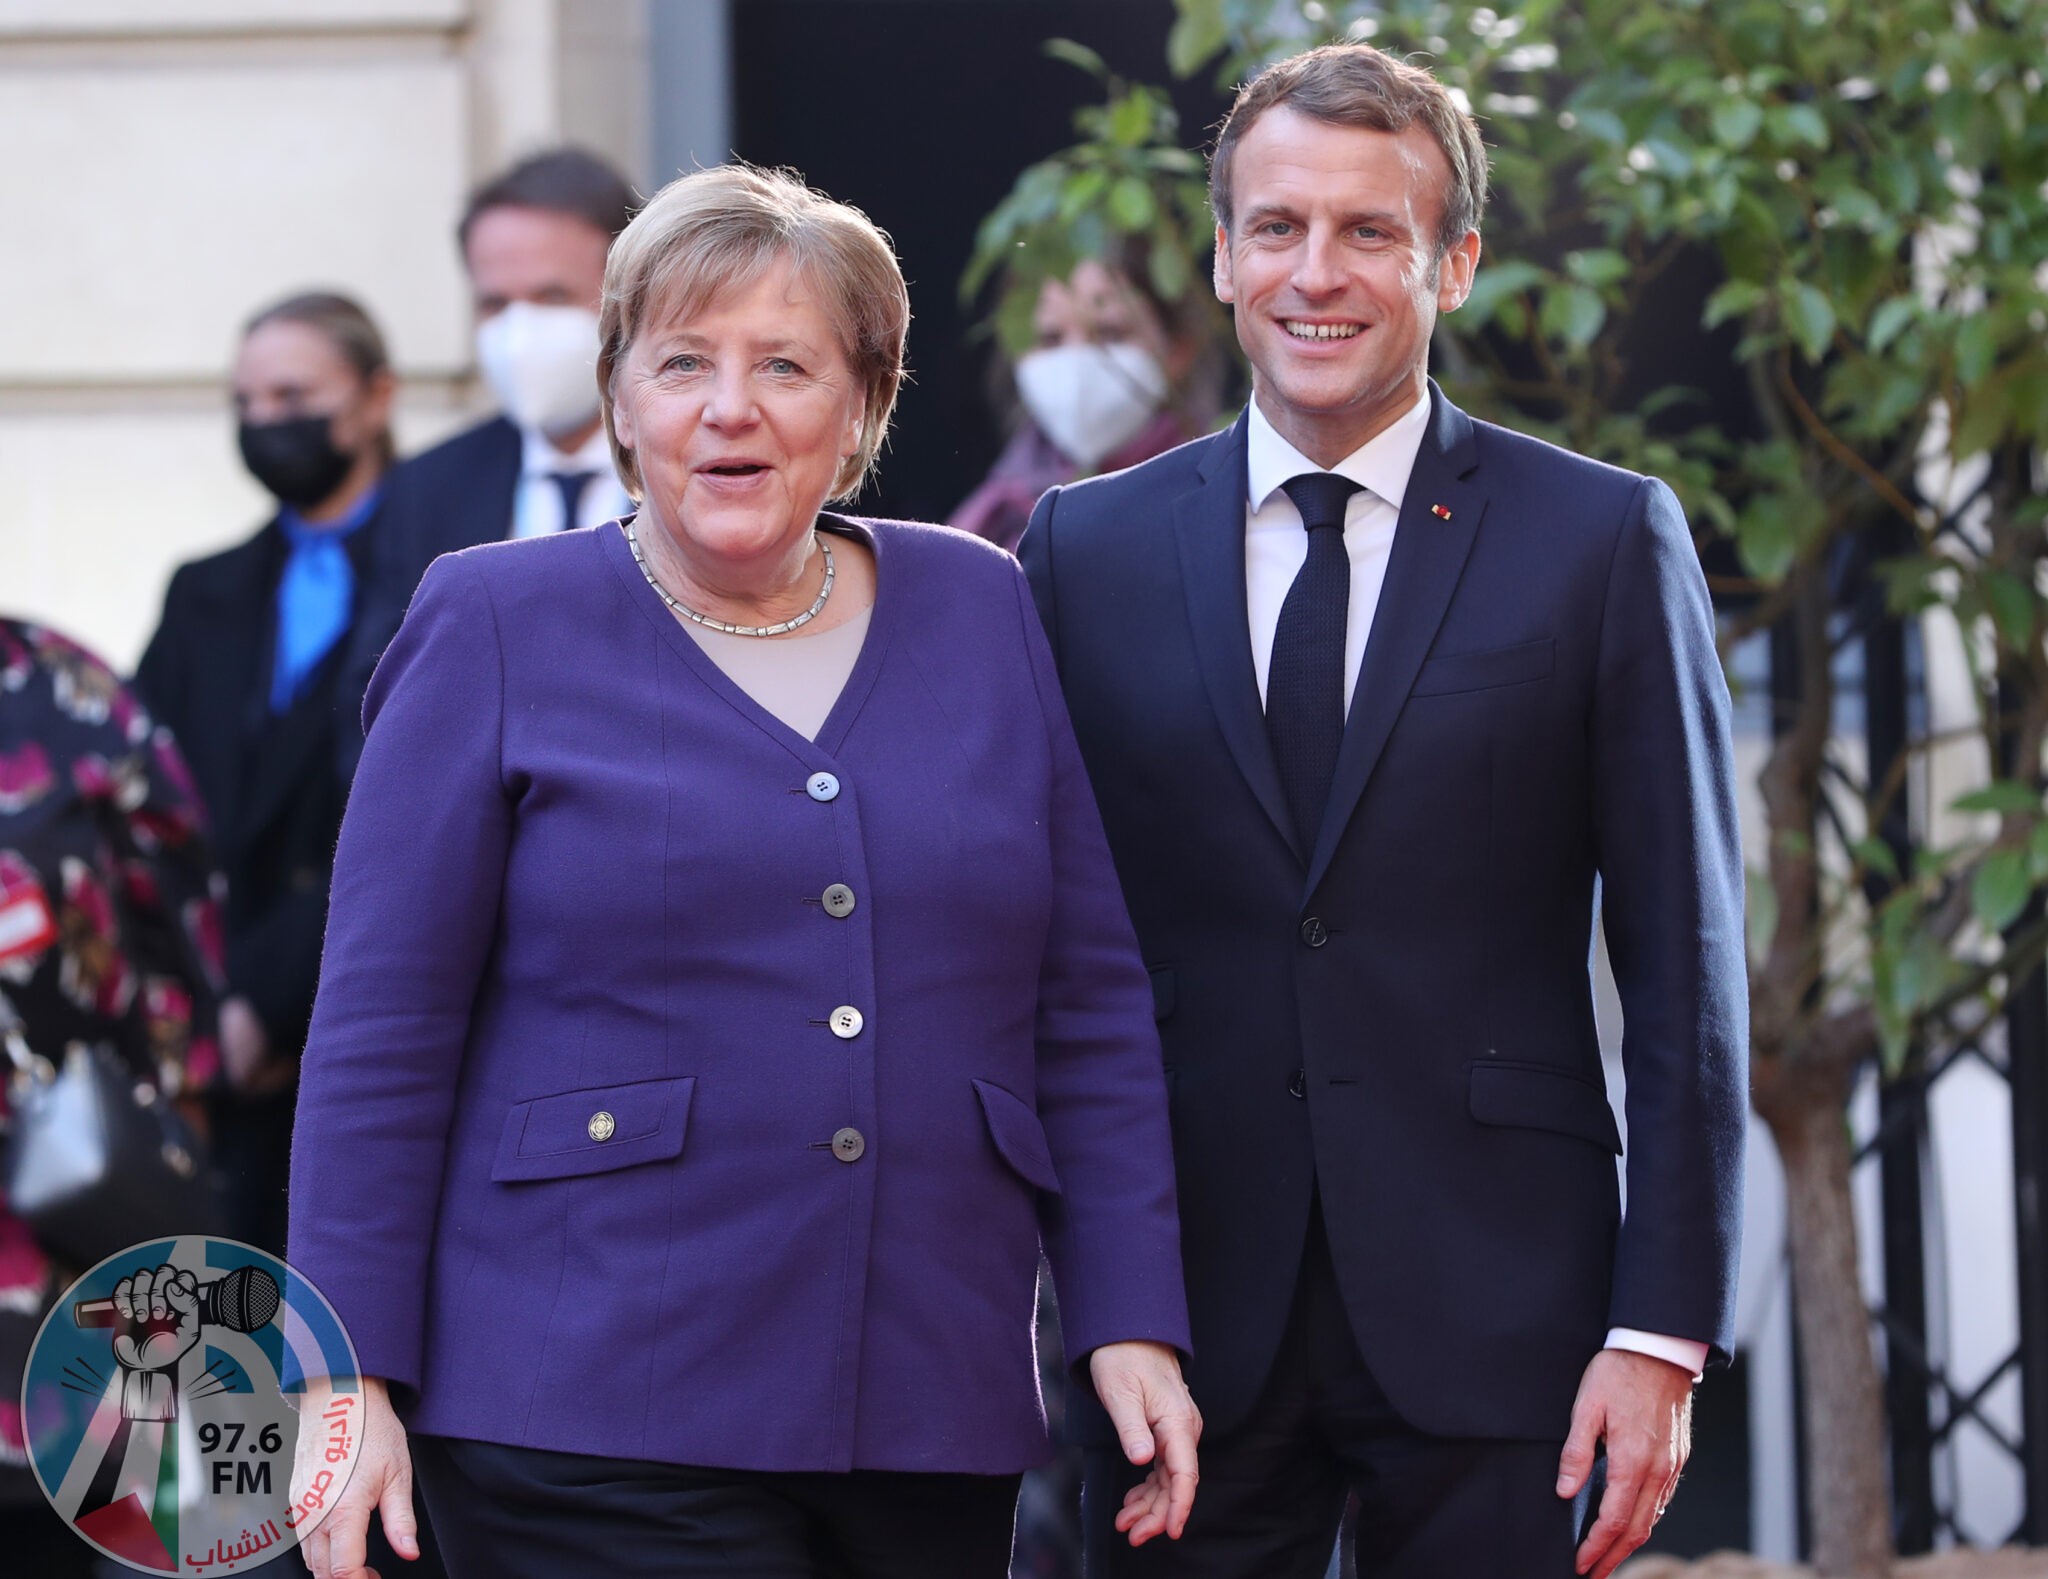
[598,164,910,501]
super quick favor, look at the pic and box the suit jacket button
[807,772,841,802]
[830,1006,865,1039]
[832,1127,866,1162]
[822,883,857,918]
[1300,917,1329,948]
[1288,1069,1307,1100]
[588,1110,616,1142]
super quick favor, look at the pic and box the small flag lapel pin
[1430,503,1453,520]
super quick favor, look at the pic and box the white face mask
[475,302,602,439]
[1014,342,1168,471]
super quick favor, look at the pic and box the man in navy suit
[339,148,638,769]
[1020,43,1747,1579]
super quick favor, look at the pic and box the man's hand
[1090,1339,1201,1546]
[296,1377,418,1579]
[1556,1349,1694,1579]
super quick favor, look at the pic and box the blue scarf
[270,486,380,713]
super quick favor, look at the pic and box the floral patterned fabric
[0,617,223,1477]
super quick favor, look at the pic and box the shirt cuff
[1604,1328,1708,1381]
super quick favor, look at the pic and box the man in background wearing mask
[338,147,637,770]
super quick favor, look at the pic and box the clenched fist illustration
[109,1263,201,1422]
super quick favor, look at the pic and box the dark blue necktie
[552,470,599,532]
[1266,472,1363,849]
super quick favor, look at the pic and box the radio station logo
[20,1237,365,1574]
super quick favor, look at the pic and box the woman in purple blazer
[287,166,1197,1579]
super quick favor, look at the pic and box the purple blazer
[287,516,1188,1475]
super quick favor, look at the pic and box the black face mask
[238,415,354,508]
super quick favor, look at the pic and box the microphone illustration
[73,1265,281,1333]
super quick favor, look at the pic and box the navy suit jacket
[1020,388,1747,1441]
[289,517,1189,1473]
[336,415,520,775]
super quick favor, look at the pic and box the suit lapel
[232,514,375,855]
[1171,416,1301,861]
[1305,388,1486,897]
[472,419,522,547]
[236,668,338,852]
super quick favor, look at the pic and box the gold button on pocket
[587,1111,617,1143]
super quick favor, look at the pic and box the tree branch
[1774,353,1927,537]
[1913,911,2048,1031]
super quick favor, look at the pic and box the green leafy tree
[963,43,1219,357]
[975,3,2048,1572]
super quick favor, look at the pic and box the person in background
[336,147,638,772]
[952,248,1221,556]
[135,291,396,1259]
[0,619,223,1578]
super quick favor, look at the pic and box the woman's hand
[295,1376,419,1579]
[1089,1339,1202,1545]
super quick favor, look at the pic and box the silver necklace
[626,518,835,637]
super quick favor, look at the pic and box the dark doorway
[730,0,1230,524]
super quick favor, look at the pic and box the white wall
[0,0,650,671]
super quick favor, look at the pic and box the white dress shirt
[1244,392,1423,714]
[510,423,633,539]
[1240,389,1709,1382]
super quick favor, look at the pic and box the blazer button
[822,883,857,918]
[1288,1069,1307,1100]
[588,1110,616,1141]
[830,1006,865,1039]
[807,772,841,802]
[832,1127,866,1162]
[1300,917,1329,948]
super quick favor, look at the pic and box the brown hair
[1209,43,1489,260]
[458,147,639,254]
[242,290,395,466]
[598,164,910,502]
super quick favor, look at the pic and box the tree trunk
[1764,1083,1896,1578]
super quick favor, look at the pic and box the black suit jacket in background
[335,414,521,776]
[1020,387,1748,1444]
[135,511,379,1059]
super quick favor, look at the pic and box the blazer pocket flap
[973,1079,1063,1194]
[1468,1062,1621,1154]
[1412,638,1554,697]
[491,1075,696,1183]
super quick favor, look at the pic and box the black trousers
[412,1433,1021,1579]
[1083,1204,1595,1579]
